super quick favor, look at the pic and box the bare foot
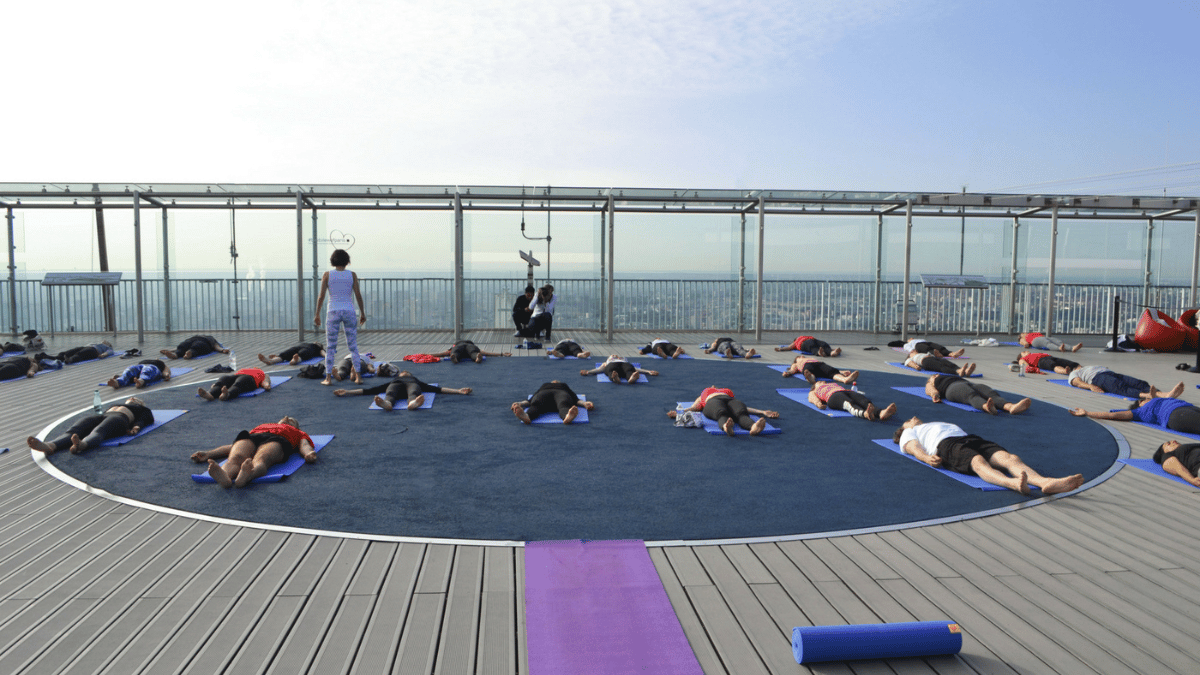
[218,387,231,401]
[563,406,579,424]
[1015,471,1031,495]
[1071,343,1082,352]
[320,378,333,386]
[408,394,425,410]
[69,434,87,454]
[134,379,146,389]
[160,349,176,358]
[1167,382,1185,398]
[234,462,256,488]
[865,403,879,422]
[27,436,54,454]
[722,418,736,436]
[1041,474,1084,495]
[831,347,842,357]
[803,369,817,385]
[512,402,532,424]
[183,350,194,359]
[258,353,271,365]
[107,377,119,389]
[879,403,897,421]
[475,355,484,363]
[982,397,998,415]
[949,348,965,358]
[375,395,394,411]
[290,355,302,365]
[749,417,767,435]
[333,368,344,381]
[197,387,215,401]
[746,348,757,358]
[843,370,859,384]
[1007,398,1031,414]
[351,372,362,384]
[207,460,233,488]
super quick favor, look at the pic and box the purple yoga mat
[525,539,703,675]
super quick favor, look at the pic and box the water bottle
[851,382,858,393]
[93,390,102,414]
[230,349,237,370]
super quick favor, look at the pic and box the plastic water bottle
[93,390,102,414]
[230,349,237,370]
[851,382,858,393]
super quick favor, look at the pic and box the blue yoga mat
[546,352,579,359]
[1119,458,1197,488]
[529,395,589,424]
[676,402,780,435]
[792,621,962,664]
[871,439,1011,491]
[775,389,853,418]
[197,375,292,399]
[98,409,189,447]
[596,363,647,383]
[892,386,979,412]
[192,434,334,484]
[369,384,437,410]
[1047,378,1135,401]
[886,362,980,377]
[648,353,693,359]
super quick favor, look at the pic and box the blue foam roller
[792,621,962,664]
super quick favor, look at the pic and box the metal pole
[1192,207,1200,307]
[453,191,464,338]
[162,207,171,335]
[133,192,145,343]
[1046,204,1059,335]
[296,193,305,342]
[873,212,882,333]
[311,206,319,320]
[1143,217,1155,311]
[606,193,614,341]
[598,208,605,333]
[901,200,913,341]
[6,208,16,337]
[230,201,240,330]
[754,195,765,341]
[1009,217,1020,334]
[738,211,746,333]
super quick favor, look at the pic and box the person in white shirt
[893,417,1083,495]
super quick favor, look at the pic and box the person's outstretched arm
[299,439,318,463]
[1069,408,1133,420]
[580,366,604,376]
[1161,456,1200,487]
[192,444,232,463]
[902,439,941,467]
[745,407,779,418]
[808,390,826,409]
[313,272,330,327]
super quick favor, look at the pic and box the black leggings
[918,356,960,374]
[335,356,369,379]
[46,413,130,450]
[207,374,259,399]
[799,338,831,355]
[280,343,321,362]
[380,378,440,404]
[178,337,217,357]
[827,390,872,414]
[703,397,754,430]
[643,343,680,357]
[944,379,1008,411]
[555,341,584,357]
[57,346,100,364]
[1037,355,1079,371]
[0,362,28,380]
[803,361,841,380]
[603,361,637,382]
[526,384,579,420]
[450,341,481,362]
[912,341,948,355]
[1168,406,1200,435]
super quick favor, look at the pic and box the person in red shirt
[774,335,841,357]
[190,416,316,488]
[1018,332,1081,352]
[672,386,779,436]
[1015,351,1078,375]
[197,367,272,401]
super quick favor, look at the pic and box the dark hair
[330,249,350,266]
[892,427,904,444]
[1128,400,1142,411]
[525,285,536,294]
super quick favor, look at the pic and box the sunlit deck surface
[1,328,1198,674]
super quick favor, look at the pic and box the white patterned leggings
[325,308,361,374]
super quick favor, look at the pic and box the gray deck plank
[685,584,771,675]
[514,545,530,675]
[433,545,483,675]
[476,547,517,675]
[649,546,729,675]
[308,594,380,675]
[392,592,446,675]
[349,543,426,675]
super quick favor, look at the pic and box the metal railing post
[1046,204,1059,335]
[133,192,145,343]
[901,200,913,341]
[6,208,15,337]
[296,192,305,342]
[755,195,765,340]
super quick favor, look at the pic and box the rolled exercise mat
[792,621,962,664]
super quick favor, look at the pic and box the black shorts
[235,430,294,453]
[937,434,1003,475]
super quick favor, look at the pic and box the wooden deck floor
[1,328,1197,674]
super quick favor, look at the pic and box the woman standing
[313,249,366,386]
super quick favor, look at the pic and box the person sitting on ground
[512,285,536,335]
[512,380,594,424]
[775,335,841,357]
[899,338,965,359]
[258,343,325,366]
[704,336,756,359]
[903,351,976,376]
[334,370,471,410]
[54,340,114,364]
[27,396,153,455]
[1070,397,1200,435]
[332,354,375,381]
[160,335,229,360]
[637,338,685,359]
[1017,350,1078,375]
[924,374,1031,415]
[1018,332,1082,353]
[549,339,591,359]
[780,356,858,384]
[670,386,779,436]
[525,284,557,341]
[0,354,43,380]
[190,416,316,489]
[430,340,511,364]
[579,355,659,383]
[107,358,171,389]
[1066,364,1184,400]
[894,417,1084,495]
[197,367,271,401]
[807,380,897,422]
[1153,440,1200,487]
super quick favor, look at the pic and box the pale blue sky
[4,0,1197,194]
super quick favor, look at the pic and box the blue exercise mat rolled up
[792,621,963,664]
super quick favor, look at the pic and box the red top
[793,335,815,350]
[699,387,734,408]
[1018,352,1046,368]
[811,381,845,402]
[249,423,313,450]
[1021,332,1044,344]
[236,367,267,388]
